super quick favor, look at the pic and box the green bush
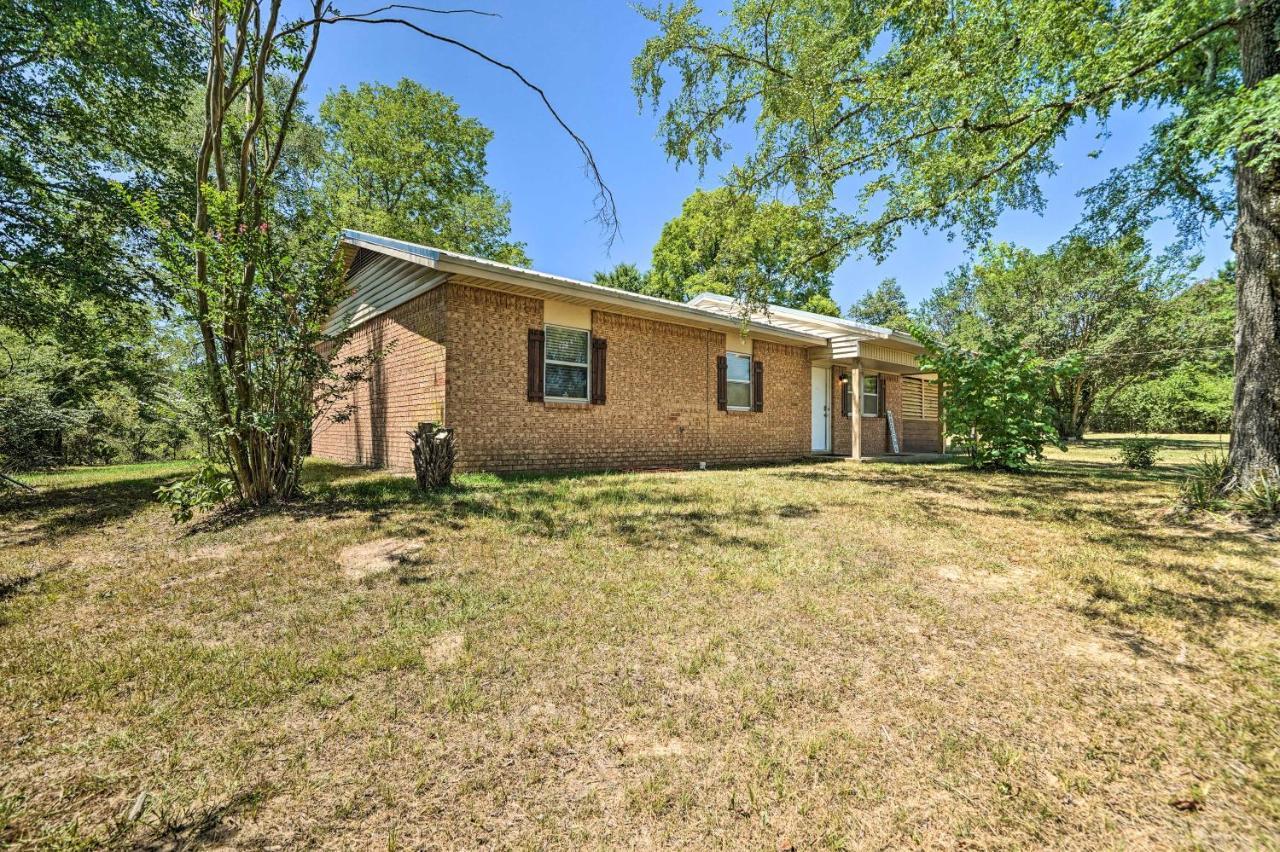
[157,462,236,523]
[1179,451,1231,511]
[911,324,1078,471]
[1115,437,1161,469]
[1237,468,1280,518]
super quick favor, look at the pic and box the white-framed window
[544,324,590,401]
[726,352,752,410]
[861,374,880,416]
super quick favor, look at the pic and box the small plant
[157,462,236,522]
[1115,437,1161,469]
[1237,467,1280,518]
[1178,451,1231,511]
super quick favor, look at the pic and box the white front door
[810,366,830,452]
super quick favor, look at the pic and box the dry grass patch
[0,436,1277,849]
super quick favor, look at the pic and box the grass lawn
[1,435,1276,849]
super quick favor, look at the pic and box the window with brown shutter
[527,328,544,402]
[860,374,880,416]
[590,338,607,404]
[752,360,763,412]
[715,355,727,410]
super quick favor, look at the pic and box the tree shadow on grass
[130,782,273,851]
[181,463,789,551]
[0,469,187,547]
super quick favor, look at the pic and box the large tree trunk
[1230,0,1280,487]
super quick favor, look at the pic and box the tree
[912,324,1079,470]
[920,233,1180,439]
[634,0,1279,486]
[318,79,529,265]
[798,293,841,317]
[649,187,840,308]
[1092,264,1236,432]
[848,278,911,330]
[1,0,197,344]
[160,0,614,508]
[594,262,651,293]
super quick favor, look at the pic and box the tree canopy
[318,78,529,265]
[633,0,1279,484]
[1,0,198,342]
[648,187,841,310]
[920,233,1185,438]
[848,278,911,330]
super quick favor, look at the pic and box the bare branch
[276,7,618,243]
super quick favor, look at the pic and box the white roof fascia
[340,231,828,347]
[687,291,924,351]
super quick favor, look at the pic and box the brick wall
[827,370,940,456]
[310,286,447,470]
[310,274,939,472]
[444,282,811,473]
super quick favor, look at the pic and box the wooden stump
[407,422,456,490]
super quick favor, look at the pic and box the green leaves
[317,79,529,266]
[632,0,1242,264]
[648,187,840,309]
[912,322,1077,471]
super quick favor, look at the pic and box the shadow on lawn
[0,469,188,547]
[188,460,789,551]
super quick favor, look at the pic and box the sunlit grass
[1,435,1276,848]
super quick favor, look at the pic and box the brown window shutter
[841,376,851,417]
[715,355,727,410]
[527,328,544,402]
[878,375,886,416]
[752,360,764,412]
[590,338,607,404]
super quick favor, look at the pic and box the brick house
[311,231,942,474]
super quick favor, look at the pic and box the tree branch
[285,10,618,242]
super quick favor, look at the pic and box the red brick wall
[310,275,940,472]
[311,287,447,470]
[443,282,811,473]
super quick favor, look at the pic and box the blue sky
[304,0,1233,310]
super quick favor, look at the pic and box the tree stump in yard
[407,422,456,490]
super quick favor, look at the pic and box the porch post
[850,360,863,460]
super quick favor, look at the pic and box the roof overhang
[339,231,829,347]
[687,292,926,354]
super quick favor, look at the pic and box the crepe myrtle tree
[634,0,1280,488]
[171,0,615,507]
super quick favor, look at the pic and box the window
[861,375,880,416]
[544,325,589,401]
[726,352,752,410]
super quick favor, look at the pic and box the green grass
[1,436,1277,849]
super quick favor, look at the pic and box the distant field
[1,434,1276,848]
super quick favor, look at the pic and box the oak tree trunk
[1230,0,1280,487]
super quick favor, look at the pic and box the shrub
[1178,451,1231,511]
[1237,468,1280,518]
[1115,437,1161,469]
[910,324,1078,471]
[157,462,236,523]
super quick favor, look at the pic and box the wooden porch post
[850,360,863,461]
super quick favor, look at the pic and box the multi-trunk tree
[164,0,614,507]
[635,0,1279,487]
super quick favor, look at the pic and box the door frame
[810,365,832,453]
